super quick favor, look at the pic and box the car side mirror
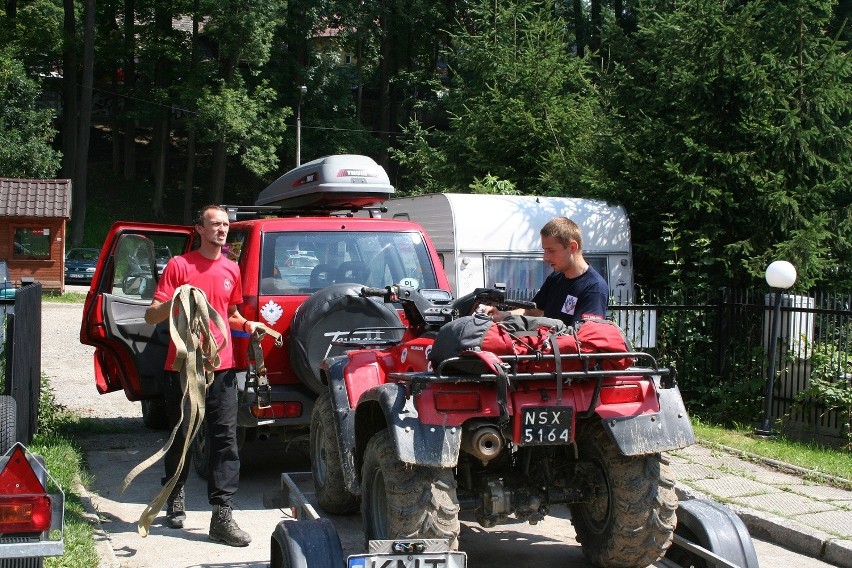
[122,275,155,299]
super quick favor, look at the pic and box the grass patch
[43,292,87,304]
[693,419,852,485]
[28,418,100,568]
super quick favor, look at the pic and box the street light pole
[296,85,307,166]
[755,260,797,437]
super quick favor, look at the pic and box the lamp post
[296,85,307,166]
[755,260,797,437]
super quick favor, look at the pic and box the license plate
[348,552,467,568]
[520,406,573,445]
[70,274,84,278]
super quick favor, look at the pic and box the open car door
[80,223,195,403]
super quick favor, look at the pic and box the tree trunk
[572,0,585,58]
[210,140,227,204]
[151,117,168,218]
[61,0,78,179]
[590,0,601,55]
[150,0,172,218]
[71,0,95,247]
[183,127,196,224]
[122,0,136,181]
[210,57,237,203]
[182,0,200,224]
[377,2,393,167]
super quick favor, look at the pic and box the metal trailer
[271,472,758,568]
[0,444,65,568]
[271,472,467,568]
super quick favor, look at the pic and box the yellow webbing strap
[120,284,229,537]
[247,323,284,408]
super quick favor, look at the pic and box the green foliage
[392,0,607,196]
[792,341,852,448]
[196,79,290,177]
[601,0,852,290]
[0,53,61,178]
[469,174,520,195]
[30,377,99,568]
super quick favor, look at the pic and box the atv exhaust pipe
[461,424,504,463]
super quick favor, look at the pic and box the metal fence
[506,286,851,445]
[1,283,42,445]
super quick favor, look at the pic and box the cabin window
[12,227,51,260]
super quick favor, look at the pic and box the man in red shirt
[145,205,258,547]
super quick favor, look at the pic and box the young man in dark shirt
[488,217,608,326]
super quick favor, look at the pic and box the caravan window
[485,254,609,297]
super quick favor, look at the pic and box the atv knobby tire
[569,421,678,568]
[361,430,460,549]
[311,392,359,514]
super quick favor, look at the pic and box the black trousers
[163,368,240,507]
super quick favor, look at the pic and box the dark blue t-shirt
[532,267,609,327]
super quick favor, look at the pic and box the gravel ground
[41,300,141,421]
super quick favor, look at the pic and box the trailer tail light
[599,384,643,405]
[434,392,480,412]
[0,446,52,533]
[251,401,303,419]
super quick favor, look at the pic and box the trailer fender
[356,383,463,469]
[601,384,696,456]
[666,498,759,568]
[270,518,344,568]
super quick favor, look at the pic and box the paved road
[43,300,836,568]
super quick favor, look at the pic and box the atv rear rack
[388,351,676,419]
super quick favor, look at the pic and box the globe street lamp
[755,260,797,437]
[296,85,307,166]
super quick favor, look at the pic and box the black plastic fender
[323,356,359,495]
[601,381,696,456]
[270,518,344,568]
[665,498,760,568]
[356,383,463,468]
[324,359,464,495]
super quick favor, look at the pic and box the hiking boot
[166,487,186,529]
[209,504,251,547]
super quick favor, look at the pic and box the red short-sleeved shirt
[153,250,243,370]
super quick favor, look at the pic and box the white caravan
[380,193,633,299]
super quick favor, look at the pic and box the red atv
[306,284,696,568]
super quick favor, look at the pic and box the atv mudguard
[601,381,696,456]
[324,356,463,496]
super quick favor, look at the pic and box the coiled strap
[120,284,229,537]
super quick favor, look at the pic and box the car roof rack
[223,204,387,221]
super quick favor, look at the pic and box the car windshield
[67,249,99,261]
[260,230,438,295]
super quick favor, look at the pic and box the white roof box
[256,154,394,209]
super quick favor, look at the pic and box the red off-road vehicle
[79,155,450,471]
[308,284,697,568]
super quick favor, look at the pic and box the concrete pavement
[670,443,852,568]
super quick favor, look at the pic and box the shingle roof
[0,178,72,218]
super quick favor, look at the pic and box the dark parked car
[64,248,100,284]
[0,261,15,300]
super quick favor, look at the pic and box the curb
[73,475,120,568]
[675,484,851,568]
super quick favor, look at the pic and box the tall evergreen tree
[600,0,851,289]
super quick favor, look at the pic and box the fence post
[715,287,728,378]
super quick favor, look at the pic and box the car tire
[141,397,169,430]
[0,395,17,454]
